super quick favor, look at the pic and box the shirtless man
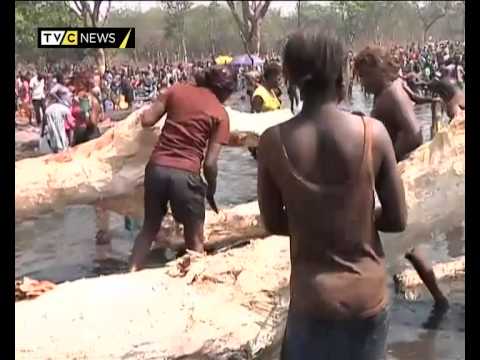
[354,46,428,162]
[428,78,465,120]
[355,47,450,309]
[258,28,407,360]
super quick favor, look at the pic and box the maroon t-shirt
[150,83,230,173]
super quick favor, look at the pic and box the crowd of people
[14,56,271,153]
[127,32,463,360]
[350,39,465,116]
[14,31,465,359]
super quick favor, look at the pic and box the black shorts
[143,163,206,232]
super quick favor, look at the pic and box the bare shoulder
[259,125,278,148]
[367,116,391,147]
[258,125,280,163]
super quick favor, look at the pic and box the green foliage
[16,1,465,66]
[16,1,80,53]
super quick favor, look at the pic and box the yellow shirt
[253,85,281,112]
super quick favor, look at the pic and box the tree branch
[102,1,112,26]
[226,1,248,39]
[93,1,102,26]
[424,11,447,33]
[71,0,84,17]
[258,1,270,19]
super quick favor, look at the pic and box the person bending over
[130,66,236,272]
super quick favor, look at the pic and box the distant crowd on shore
[14,38,464,154]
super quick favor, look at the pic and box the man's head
[263,63,282,89]
[71,71,93,93]
[354,46,400,94]
[283,26,345,102]
[203,65,236,103]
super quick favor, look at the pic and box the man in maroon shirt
[130,66,236,271]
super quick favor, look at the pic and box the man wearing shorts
[129,66,236,271]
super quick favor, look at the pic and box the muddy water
[15,85,465,358]
[15,85,439,281]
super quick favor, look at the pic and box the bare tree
[414,1,453,43]
[208,1,220,56]
[67,1,112,74]
[226,1,271,55]
[296,0,303,28]
[161,1,193,64]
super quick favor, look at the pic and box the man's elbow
[406,132,423,153]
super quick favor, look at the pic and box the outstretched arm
[141,91,168,127]
[402,82,437,105]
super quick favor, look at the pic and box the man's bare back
[371,79,423,161]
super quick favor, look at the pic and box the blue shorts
[281,306,390,360]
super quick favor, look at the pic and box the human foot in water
[405,247,449,312]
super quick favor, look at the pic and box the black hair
[263,63,282,81]
[354,46,401,82]
[55,72,64,85]
[203,65,236,103]
[283,26,345,99]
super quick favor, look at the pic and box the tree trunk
[423,28,429,45]
[14,107,293,222]
[182,36,188,64]
[15,110,464,224]
[248,24,261,55]
[297,1,301,28]
[15,114,466,359]
[95,49,106,76]
[133,48,138,65]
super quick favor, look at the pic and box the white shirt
[30,76,45,100]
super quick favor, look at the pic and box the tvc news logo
[38,28,135,48]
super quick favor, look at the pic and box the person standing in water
[70,72,103,146]
[257,27,407,360]
[129,66,236,272]
[355,47,450,309]
[43,93,70,153]
[286,79,300,114]
[30,72,46,134]
[427,78,465,121]
[251,63,282,113]
[248,63,283,159]
[354,46,426,162]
